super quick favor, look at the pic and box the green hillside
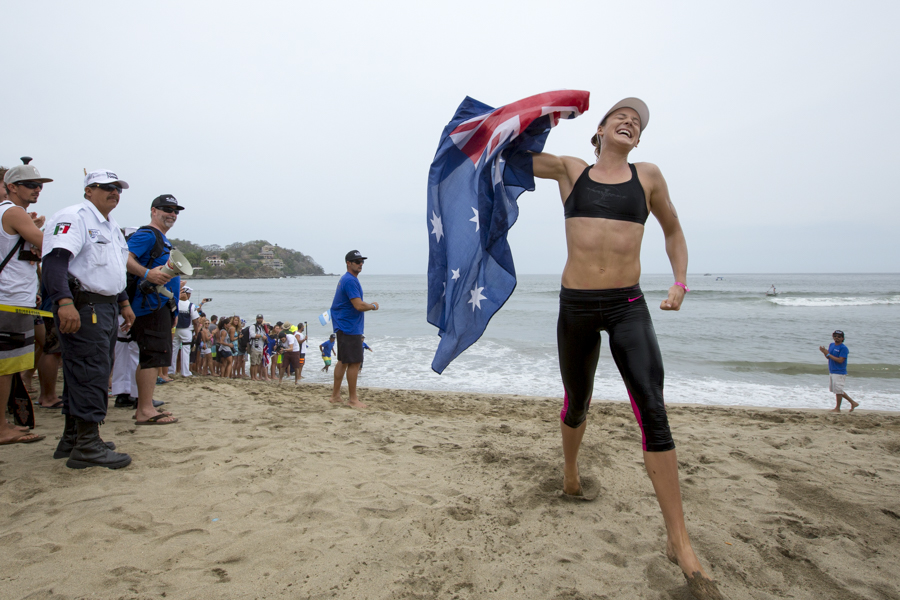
[169,239,325,278]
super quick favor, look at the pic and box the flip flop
[132,410,173,419]
[0,433,46,445]
[38,401,64,409]
[135,414,179,426]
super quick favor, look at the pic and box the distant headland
[169,239,325,279]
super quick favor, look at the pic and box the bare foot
[329,395,343,404]
[7,421,31,433]
[347,398,368,409]
[667,545,723,600]
[829,408,841,413]
[849,400,859,412]
[0,428,45,445]
[563,466,582,496]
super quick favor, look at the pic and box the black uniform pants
[56,302,117,423]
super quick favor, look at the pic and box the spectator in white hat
[170,286,199,378]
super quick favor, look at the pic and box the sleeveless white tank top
[0,201,39,307]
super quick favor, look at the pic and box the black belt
[73,291,117,306]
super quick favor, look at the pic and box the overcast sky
[4,0,898,275]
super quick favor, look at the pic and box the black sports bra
[563,164,649,225]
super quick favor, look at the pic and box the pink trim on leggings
[560,391,569,422]
[628,390,647,451]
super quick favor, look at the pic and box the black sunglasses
[14,181,43,190]
[90,183,123,192]
[156,206,181,214]
[351,260,364,265]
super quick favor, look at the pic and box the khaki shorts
[829,374,847,394]
[249,347,263,366]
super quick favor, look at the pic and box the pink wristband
[674,281,690,292]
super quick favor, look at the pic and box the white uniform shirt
[175,299,200,342]
[42,201,128,296]
[175,299,200,331]
[0,201,39,307]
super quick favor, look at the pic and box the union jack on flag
[427,90,590,374]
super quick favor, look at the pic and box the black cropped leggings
[557,285,674,452]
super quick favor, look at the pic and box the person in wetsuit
[532,98,722,599]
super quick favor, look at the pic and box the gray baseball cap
[4,163,53,185]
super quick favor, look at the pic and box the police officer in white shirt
[41,169,136,469]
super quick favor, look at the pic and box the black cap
[151,194,185,210]
[345,250,367,262]
[256,314,264,318]
[833,330,845,337]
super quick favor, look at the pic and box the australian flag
[427,90,590,374]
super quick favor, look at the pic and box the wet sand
[2,377,899,599]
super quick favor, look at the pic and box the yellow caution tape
[0,304,54,318]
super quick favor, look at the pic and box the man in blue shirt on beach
[126,195,183,425]
[819,329,858,412]
[329,250,379,408]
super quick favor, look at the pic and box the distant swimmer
[532,97,722,599]
[820,330,858,413]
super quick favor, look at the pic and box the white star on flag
[468,285,487,311]
[431,211,444,243]
[469,207,479,232]
[451,268,460,280]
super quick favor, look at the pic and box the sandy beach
[2,377,899,600]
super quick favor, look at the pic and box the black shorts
[335,331,363,364]
[131,307,174,369]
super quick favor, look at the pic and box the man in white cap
[41,169,135,468]
[0,157,51,445]
[170,285,199,378]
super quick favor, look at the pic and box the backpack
[125,226,167,303]
[176,302,194,329]
[238,326,250,352]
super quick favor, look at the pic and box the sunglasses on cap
[14,181,43,190]
[90,183,123,192]
[156,206,181,214]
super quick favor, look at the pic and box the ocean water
[186,273,900,411]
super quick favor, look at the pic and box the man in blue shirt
[329,250,379,408]
[126,195,183,425]
[819,330,858,412]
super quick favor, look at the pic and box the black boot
[66,419,131,469]
[54,415,117,459]
[114,394,136,408]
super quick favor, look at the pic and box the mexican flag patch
[54,222,71,235]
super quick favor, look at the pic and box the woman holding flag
[532,98,721,599]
